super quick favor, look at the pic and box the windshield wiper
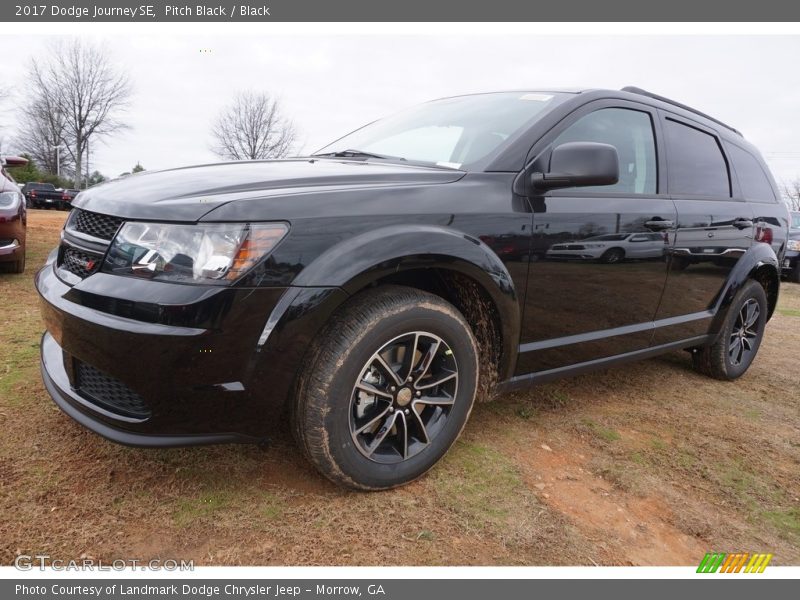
[313,149,402,161]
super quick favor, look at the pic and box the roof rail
[620,86,742,136]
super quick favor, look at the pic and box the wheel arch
[709,243,780,337]
[289,224,521,395]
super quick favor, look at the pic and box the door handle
[733,218,754,229]
[644,220,674,230]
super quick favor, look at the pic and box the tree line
[2,40,298,189]
[784,181,800,212]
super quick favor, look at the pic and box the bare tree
[0,86,10,134]
[27,40,131,188]
[783,179,800,211]
[15,97,73,176]
[210,91,297,161]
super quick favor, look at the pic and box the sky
[0,34,799,187]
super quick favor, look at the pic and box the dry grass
[1,210,798,566]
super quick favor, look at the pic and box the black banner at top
[3,0,800,22]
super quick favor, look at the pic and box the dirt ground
[1,209,798,566]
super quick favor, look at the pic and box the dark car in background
[783,212,800,283]
[36,88,788,490]
[22,182,62,209]
[1,157,28,273]
[60,189,79,210]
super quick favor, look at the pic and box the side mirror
[532,142,619,191]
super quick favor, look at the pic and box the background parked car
[21,182,63,209]
[783,212,800,283]
[60,188,79,210]
[0,157,28,273]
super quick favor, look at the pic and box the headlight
[0,191,21,209]
[103,221,288,284]
[787,239,800,252]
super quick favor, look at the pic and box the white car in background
[546,232,667,263]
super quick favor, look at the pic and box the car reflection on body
[546,232,666,263]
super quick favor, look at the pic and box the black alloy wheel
[293,285,479,490]
[728,298,760,367]
[692,279,767,380]
[349,331,458,464]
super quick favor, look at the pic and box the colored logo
[697,552,773,573]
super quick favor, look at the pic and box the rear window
[664,118,730,197]
[725,143,777,203]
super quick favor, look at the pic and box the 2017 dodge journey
[36,87,789,489]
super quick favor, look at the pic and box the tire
[600,248,625,264]
[12,252,25,274]
[670,256,691,271]
[692,279,767,380]
[789,261,800,284]
[292,285,480,491]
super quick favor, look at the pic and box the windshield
[315,92,568,168]
[792,213,800,230]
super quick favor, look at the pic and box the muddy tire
[292,285,479,491]
[692,279,767,380]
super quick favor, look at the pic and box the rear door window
[664,118,730,197]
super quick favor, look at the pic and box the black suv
[21,182,59,209]
[36,88,789,490]
[783,212,800,282]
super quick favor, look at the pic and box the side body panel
[653,109,785,345]
[515,98,676,374]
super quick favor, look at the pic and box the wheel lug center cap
[396,387,413,407]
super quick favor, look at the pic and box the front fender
[292,224,521,380]
[709,242,780,335]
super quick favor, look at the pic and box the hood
[73,158,465,221]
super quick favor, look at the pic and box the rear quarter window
[725,143,778,203]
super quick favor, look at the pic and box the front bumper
[0,215,24,260]
[40,332,258,447]
[0,238,21,257]
[35,257,299,444]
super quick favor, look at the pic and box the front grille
[70,208,124,240]
[61,247,103,278]
[75,361,151,419]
